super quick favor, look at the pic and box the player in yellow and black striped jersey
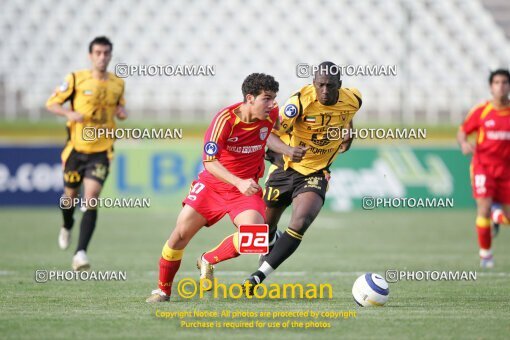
[267,81,360,174]
[46,36,127,271]
[244,61,361,289]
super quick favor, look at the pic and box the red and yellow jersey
[46,69,125,158]
[461,101,510,166]
[273,84,362,175]
[199,102,279,192]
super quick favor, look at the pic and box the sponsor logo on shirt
[226,145,263,154]
[486,130,510,140]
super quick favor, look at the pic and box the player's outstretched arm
[267,133,308,162]
[457,128,474,155]
[46,103,83,122]
[204,160,260,196]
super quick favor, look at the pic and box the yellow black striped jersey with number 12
[46,69,125,160]
[272,84,361,175]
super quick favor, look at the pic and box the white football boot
[72,250,90,271]
[58,227,71,250]
[197,255,215,291]
[479,249,494,269]
[146,289,170,302]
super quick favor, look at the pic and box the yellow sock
[161,242,184,261]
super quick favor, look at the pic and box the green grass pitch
[1,207,510,339]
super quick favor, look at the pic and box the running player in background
[243,61,361,288]
[46,36,127,271]
[146,73,279,302]
[457,69,510,268]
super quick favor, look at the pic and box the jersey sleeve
[202,112,232,162]
[461,105,484,135]
[350,88,362,110]
[274,93,302,136]
[46,73,75,107]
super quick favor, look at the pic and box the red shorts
[471,160,510,204]
[182,180,266,226]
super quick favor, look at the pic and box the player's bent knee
[289,215,315,234]
[64,187,78,198]
[167,230,189,249]
[234,209,264,226]
[477,207,492,218]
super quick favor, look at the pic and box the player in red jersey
[457,69,510,268]
[146,73,279,302]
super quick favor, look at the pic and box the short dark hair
[241,73,279,101]
[489,69,510,84]
[314,61,341,83]
[89,36,113,53]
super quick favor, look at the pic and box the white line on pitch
[1,270,508,278]
[143,271,510,278]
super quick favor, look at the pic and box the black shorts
[63,149,110,188]
[263,166,328,208]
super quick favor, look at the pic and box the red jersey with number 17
[199,102,278,192]
[461,101,510,166]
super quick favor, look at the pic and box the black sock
[268,226,277,244]
[267,227,279,252]
[61,206,75,230]
[76,209,97,252]
[265,228,303,270]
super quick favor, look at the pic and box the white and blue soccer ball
[352,273,389,307]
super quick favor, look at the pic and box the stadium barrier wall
[325,146,473,211]
[0,143,474,209]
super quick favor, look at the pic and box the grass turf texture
[1,207,510,339]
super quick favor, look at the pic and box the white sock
[259,261,274,277]
[479,248,492,258]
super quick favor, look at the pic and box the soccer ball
[352,273,389,307]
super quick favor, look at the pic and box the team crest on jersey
[204,141,218,156]
[59,81,69,92]
[485,120,495,128]
[284,104,298,118]
[259,127,268,140]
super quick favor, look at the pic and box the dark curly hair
[241,73,279,102]
[489,69,510,84]
[89,36,113,53]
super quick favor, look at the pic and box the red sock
[476,216,491,251]
[203,233,239,265]
[158,257,181,295]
